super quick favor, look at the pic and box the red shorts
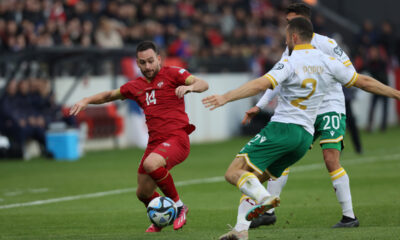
[138,130,190,174]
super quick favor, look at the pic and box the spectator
[343,87,363,154]
[366,46,389,132]
[95,17,123,48]
[0,80,30,158]
[379,21,397,59]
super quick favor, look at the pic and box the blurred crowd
[0,78,75,158]
[352,19,399,132]
[0,0,292,66]
[1,0,399,64]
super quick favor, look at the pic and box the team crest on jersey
[334,46,343,57]
[179,68,187,74]
[162,142,171,147]
[273,63,284,70]
[157,81,164,88]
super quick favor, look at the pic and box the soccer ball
[147,196,177,227]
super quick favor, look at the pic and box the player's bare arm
[202,76,272,110]
[175,75,209,98]
[69,89,124,116]
[353,74,400,100]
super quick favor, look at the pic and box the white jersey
[264,43,358,135]
[257,33,355,115]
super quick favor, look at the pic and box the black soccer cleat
[332,215,360,228]
[249,212,277,229]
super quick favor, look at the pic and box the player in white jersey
[203,18,400,240]
[242,3,360,229]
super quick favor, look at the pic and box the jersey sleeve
[263,59,292,89]
[318,37,355,71]
[120,81,137,100]
[328,57,359,88]
[168,67,192,85]
[256,86,280,109]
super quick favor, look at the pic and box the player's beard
[143,64,161,80]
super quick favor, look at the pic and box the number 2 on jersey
[146,90,156,105]
[290,78,317,110]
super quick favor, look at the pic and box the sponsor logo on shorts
[330,131,335,136]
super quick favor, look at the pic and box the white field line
[1,153,399,210]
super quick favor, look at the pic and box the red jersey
[120,66,192,140]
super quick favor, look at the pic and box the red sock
[138,191,160,207]
[148,167,180,202]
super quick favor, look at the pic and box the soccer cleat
[145,224,163,232]
[219,229,248,240]
[173,205,188,230]
[332,216,360,228]
[245,196,280,221]
[249,211,277,228]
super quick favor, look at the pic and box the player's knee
[142,160,155,173]
[323,148,339,161]
[224,169,237,185]
[143,159,160,173]
[143,153,166,173]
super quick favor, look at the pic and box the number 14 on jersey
[146,90,156,105]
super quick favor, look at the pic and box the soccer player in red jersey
[70,41,209,232]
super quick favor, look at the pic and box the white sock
[237,172,271,203]
[175,199,183,208]
[234,195,255,232]
[266,169,289,213]
[330,167,355,219]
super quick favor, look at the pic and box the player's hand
[202,95,227,110]
[69,99,89,116]
[175,85,193,98]
[242,106,261,125]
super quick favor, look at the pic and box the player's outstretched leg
[224,157,280,222]
[250,169,289,228]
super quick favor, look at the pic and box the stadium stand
[0,0,399,159]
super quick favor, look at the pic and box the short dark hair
[287,17,314,42]
[136,41,159,57]
[285,3,311,19]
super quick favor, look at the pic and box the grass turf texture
[1,127,400,240]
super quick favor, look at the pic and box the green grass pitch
[1,127,400,240]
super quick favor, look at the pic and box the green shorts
[238,122,313,179]
[313,112,346,151]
